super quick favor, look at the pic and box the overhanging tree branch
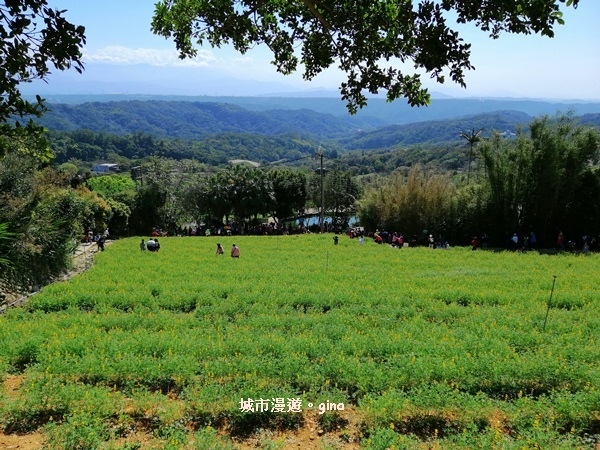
[0,1,86,160]
[152,0,579,114]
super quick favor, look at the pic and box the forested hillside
[335,112,600,174]
[44,101,600,172]
[580,112,600,128]
[40,101,368,140]
[339,111,532,150]
[33,94,600,127]
[40,100,600,149]
[48,130,338,167]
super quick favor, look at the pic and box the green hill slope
[340,111,532,150]
[40,100,368,139]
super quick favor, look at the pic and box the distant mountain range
[38,98,600,148]
[35,94,600,130]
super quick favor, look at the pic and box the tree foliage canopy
[480,113,599,243]
[0,154,110,289]
[152,0,578,113]
[0,0,85,159]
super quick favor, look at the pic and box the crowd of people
[351,228,451,249]
[89,223,596,256]
[82,228,109,252]
[345,227,596,253]
[477,230,597,253]
[179,222,291,237]
[140,238,161,252]
[176,219,351,237]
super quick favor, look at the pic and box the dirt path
[235,408,362,449]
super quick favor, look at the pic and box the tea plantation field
[1,235,599,449]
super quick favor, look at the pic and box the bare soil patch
[1,375,45,450]
[235,408,362,449]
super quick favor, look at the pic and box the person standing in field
[216,243,224,255]
[140,239,146,251]
[231,244,240,258]
[529,231,537,249]
[481,233,489,248]
[557,231,565,250]
[146,238,156,251]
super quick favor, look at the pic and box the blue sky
[39,1,600,100]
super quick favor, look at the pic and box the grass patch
[0,235,598,448]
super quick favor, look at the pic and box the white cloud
[83,45,219,67]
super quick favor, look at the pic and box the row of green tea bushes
[361,385,600,449]
[1,236,598,448]
[3,310,596,397]
[2,316,598,393]
[2,373,239,449]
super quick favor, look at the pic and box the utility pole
[316,148,325,233]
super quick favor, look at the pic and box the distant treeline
[48,130,340,167]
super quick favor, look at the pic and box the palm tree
[460,127,484,184]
